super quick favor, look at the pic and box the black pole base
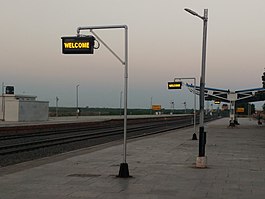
[199,127,206,157]
[117,163,131,178]
[192,133,198,140]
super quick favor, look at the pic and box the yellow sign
[214,100,221,104]
[64,42,89,49]
[168,81,182,90]
[152,105,161,111]
[236,108,244,113]
[61,36,95,54]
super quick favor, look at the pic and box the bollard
[192,133,198,140]
[117,163,130,178]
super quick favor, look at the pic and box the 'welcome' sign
[61,36,95,54]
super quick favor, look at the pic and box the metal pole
[1,82,5,121]
[56,97,59,117]
[77,25,127,33]
[173,77,197,138]
[193,78,197,139]
[76,25,129,177]
[120,91,123,116]
[90,30,124,65]
[76,84,79,118]
[198,9,208,157]
[150,96,153,115]
[248,103,251,120]
[184,8,208,167]
[171,101,174,114]
[123,26,128,164]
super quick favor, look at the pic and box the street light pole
[76,84,80,118]
[120,91,123,116]
[1,82,5,121]
[185,8,208,168]
[56,97,59,117]
[150,96,153,115]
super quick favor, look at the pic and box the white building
[0,94,49,122]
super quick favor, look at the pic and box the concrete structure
[0,94,49,122]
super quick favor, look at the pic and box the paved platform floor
[0,118,264,199]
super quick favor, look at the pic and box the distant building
[0,94,49,122]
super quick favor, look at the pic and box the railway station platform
[0,118,265,199]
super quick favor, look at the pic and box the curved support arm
[77,25,128,36]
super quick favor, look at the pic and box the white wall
[19,101,49,121]
[0,95,49,122]
[5,100,19,121]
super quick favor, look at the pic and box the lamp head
[184,8,199,16]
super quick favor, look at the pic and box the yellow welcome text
[64,42,89,49]
[168,84,181,88]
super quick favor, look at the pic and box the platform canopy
[186,83,265,103]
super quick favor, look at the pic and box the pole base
[117,163,131,178]
[196,156,207,168]
[192,133,198,140]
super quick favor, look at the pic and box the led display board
[152,105,162,111]
[168,81,182,90]
[236,108,245,113]
[214,100,221,104]
[61,36,95,54]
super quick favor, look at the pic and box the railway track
[0,115,218,166]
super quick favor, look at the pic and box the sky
[0,0,265,110]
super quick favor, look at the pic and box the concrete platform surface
[0,118,265,199]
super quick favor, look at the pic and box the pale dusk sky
[0,1,264,109]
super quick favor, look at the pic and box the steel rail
[0,116,218,156]
[0,116,190,141]
[0,118,193,155]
